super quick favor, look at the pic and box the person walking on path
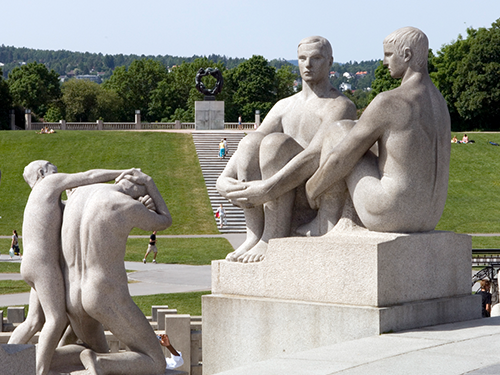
[215,204,227,228]
[478,279,492,317]
[219,139,226,159]
[10,230,20,258]
[143,231,158,264]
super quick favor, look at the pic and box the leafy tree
[149,58,226,122]
[0,68,12,129]
[368,61,400,102]
[224,55,278,121]
[7,62,61,118]
[275,65,297,101]
[432,19,500,131]
[61,79,122,122]
[103,59,168,121]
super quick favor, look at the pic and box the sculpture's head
[297,36,333,84]
[383,27,428,78]
[23,160,58,188]
[116,178,147,200]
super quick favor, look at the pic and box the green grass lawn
[132,292,210,317]
[0,237,233,267]
[0,292,209,318]
[0,280,30,294]
[125,237,233,264]
[436,132,500,233]
[0,130,218,235]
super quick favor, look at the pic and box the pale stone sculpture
[56,169,171,375]
[8,161,136,375]
[227,27,450,237]
[217,36,356,263]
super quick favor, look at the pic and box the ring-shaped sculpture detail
[195,68,224,96]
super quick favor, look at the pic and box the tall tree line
[0,56,298,128]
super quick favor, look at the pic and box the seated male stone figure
[307,26,450,232]
[57,169,171,375]
[217,36,356,263]
[231,27,449,235]
[8,161,135,375]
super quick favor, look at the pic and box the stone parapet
[212,231,472,307]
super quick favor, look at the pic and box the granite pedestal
[202,231,481,375]
[195,101,224,130]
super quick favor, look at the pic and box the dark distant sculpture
[195,68,223,96]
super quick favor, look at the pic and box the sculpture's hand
[226,180,271,208]
[139,195,157,211]
[116,169,150,185]
[115,168,141,184]
[216,176,245,198]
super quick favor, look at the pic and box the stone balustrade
[0,306,201,375]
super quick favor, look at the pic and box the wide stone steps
[192,132,247,233]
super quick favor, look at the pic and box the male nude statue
[8,161,135,375]
[58,169,171,375]
[229,27,450,234]
[217,36,356,263]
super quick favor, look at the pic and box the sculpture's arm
[50,168,137,193]
[226,127,324,208]
[306,102,385,207]
[217,99,289,199]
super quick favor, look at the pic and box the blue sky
[2,0,499,63]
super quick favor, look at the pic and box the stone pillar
[9,110,15,130]
[24,110,31,131]
[157,309,177,331]
[97,119,103,131]
[151,305,169,322]
[7,307,24,323]
[0,310,3,332]
[165,314,191,375]
[175,120,181,129]
[135,110,141,130]
[0,344,36,375]
[254,110,261,128]
[60,119,66,130]
[195,101,224,130]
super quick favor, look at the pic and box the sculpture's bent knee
[260,133,303,178]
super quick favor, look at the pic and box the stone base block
[0,344,36,375]
[202,293,481,375]
[212,231,472,307]
[195,101,224,130]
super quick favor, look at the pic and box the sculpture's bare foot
[226,236,260,262]
[237,241,267,263]
[295,216,320,237]
[80,350,103,375]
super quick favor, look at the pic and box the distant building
[343,72,353,79]
[329,71,340,78]
[339,82,352,92]
[75,75,102,84]
[355,71,368,78]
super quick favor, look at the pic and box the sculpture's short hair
[298,36,333,60]
[383,27,428,69]
[23,160,56,188]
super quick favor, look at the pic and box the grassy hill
[0,130,219,235]
[437,132,500,234]
[1,130,500,241]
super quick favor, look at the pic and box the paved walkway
[0,234,246,307]
[214,317,500,375]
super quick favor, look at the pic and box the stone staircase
[192,132,247,233]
